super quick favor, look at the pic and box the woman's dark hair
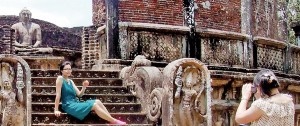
[253,69,280,97]
[59,61,71,75]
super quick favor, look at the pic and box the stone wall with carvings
[253,37,287,72]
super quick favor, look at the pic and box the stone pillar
[105,0,120,59]
[184,0,200,59]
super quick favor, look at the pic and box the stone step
[32,77,123,86]
[32,124,153,126]
[101,59,167,68]
[32,113,149,124]
[32,86,129,95]
[29,69,152,125]
[31,69,120,78]
[32,94,137,103]
[32,103,142,113]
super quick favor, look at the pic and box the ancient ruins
[0,0,300,126]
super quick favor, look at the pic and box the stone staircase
[30,69,152,125]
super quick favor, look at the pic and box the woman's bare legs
[91,103,116,122]
[95,100,110,114]
[92,100,126,124]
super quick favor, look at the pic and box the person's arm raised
[235,84,263,124]
[71,80,88,97]
[78,80,88,97]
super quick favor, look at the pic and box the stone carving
[0,63,25,126]
[160,58,212,126]
[11,8,53,55]
[96,25,106,36]
[215,114,225,126]
[174,66,206,126]
[120,55,151,89]
[148,88,163,122]
[120,55,163,121]
[174,66,183,99]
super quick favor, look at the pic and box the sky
[0,0,93,28]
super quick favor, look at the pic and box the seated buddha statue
[11,8,53,55]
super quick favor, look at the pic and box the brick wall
[118,0,184,26]
[195,0,241,33]
[92,0,287,42]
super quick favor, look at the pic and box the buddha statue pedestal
[21,56,64,70]
[15,47,53,56]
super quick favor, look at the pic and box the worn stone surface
[0,54,32,126]
[92,0,106,26]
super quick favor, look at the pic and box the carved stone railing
[80,22,298,75]
[119,22,190,62]
[197,29,300,75]
[198,28,251,68]
[0,54,32,126]
[253,36,287,71]
[290,44,300,74]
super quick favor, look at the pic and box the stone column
[105,0,120,59]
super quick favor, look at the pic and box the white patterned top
[251,94,294,126]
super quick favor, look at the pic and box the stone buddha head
[19,8,32,23]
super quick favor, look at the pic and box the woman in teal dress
[54,61,126,125]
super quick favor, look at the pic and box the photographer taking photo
[235,69,294,126]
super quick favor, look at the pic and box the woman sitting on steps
[54,61,126,125]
